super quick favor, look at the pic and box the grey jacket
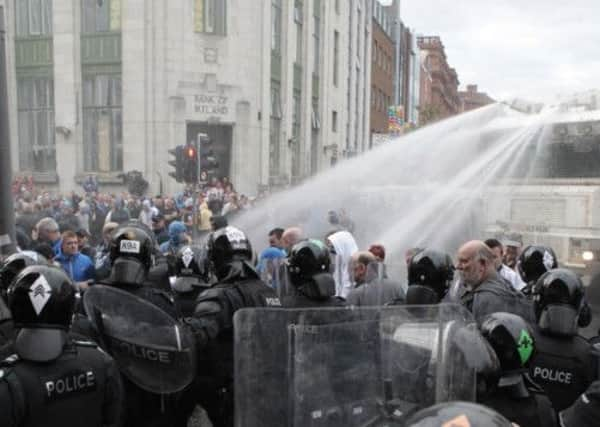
[457,272,535,324]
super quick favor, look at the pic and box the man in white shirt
[484,238,526,291]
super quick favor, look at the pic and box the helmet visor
[539,304,578,336]
[15,327,67,362]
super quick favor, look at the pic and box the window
[296,22,303,63]
[356,8,361,59]
[312,0,320,74]
[335,0,340,14]
[292,92,302,178]
[333,30,339,86]
[270,81,282,176]
[194,0,227,35]
[332,110,338,132]
[82,0,121,33]
[82,75,123,172]
[271,0,282,53]
[311,98,320,130]
[292,92,302,139]
[270,82,282,119]
[17,77,56,172]
[294,0,303,23]
[16,0,53,36]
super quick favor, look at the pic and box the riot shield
[83,285,196,394]
[235,304,478,427]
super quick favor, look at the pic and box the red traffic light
[186,146,197,159]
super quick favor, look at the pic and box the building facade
[370,6,394,134]
[417,35,460,124]
[459,84,494,112]
[3,0,371,195]
[372,0,420,132]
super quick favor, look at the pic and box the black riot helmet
[517,245,558,284]
[169,245,209,292]
[532,268,584,336]
[0,250,49,292]
[7,265,76,362]
[406,401,512,427]
[207,226,253,281]
[288,239,331,287]
[109,223,156,286]
[406,249,454,304]
[480,312,535,387]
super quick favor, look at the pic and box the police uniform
[479,376,557,427]
[529,328,597,411]
[186,272,280,427]
[1,263,122,427]
[0,340,122,427]
[280,239,343,308]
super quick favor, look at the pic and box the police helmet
[0,251,48,292]
[480,312,535,386]
[109,223,156,286]
[7,265,76,362]
[406,249,454,304]
[406,401,512,427]
[517,245,558,284]
[169,245,209,292]
[287,239,331,287]
[532,268,584,336]
[207,226,253,280]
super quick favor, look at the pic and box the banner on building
[388,106,405,133]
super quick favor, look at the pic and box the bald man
[281,227,303,252]
[454,240,534,324]
[345,251,404,306]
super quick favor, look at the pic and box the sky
[394,0,600,103]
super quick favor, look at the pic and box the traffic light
[168,145,184,182]
[197,133,219,177]
[183,143,198,184]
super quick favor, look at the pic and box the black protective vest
[192,278,280,427]
[481,385,557,427]
[529,329,597,411]
[0,341,120,427]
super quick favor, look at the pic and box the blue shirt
[55,252,95,282]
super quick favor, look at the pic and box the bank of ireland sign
[194,94,229,115]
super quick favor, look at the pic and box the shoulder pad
[196,288,224,303]
[0,354,19,367]
[73,340,99,349]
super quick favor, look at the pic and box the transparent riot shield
[234,304,478,427]
[83,285,196,394]
[259,257,288,298]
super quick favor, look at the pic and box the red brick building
[370,18,395,134]
[459,84,495,112]
[417,36,460,124]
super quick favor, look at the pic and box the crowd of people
[1,182,600,426]
[10,175,261,283]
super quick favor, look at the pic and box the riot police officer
[168,245,210,317]
[517,245,558,294]
[560,380,600,427]
[519,246,592,327]
[185,225,280,427]
[100,222,182,427]
[478,312,557,427]
[405,401,513,427]
[528,268,597,411]
[282,239,345,307]
[0,265,122,427]
[104,223,177,315]
[0,251,49,352]
[405,249,454,304]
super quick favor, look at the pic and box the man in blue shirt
[54,230,95,287]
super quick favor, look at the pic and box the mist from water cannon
[235,102,559,279]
